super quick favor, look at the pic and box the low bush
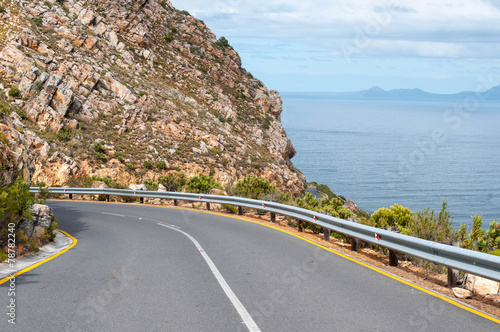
[233,176,275,200]
[143,178,158,191]
[186,173,221,194]
[156,160,166,171]
[8,87,21,98]
[158,172,186,191]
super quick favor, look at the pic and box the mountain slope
[0,0,305,194]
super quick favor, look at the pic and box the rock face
[0,0,306,195]
[0,113,35,186]
[20,204,53,241]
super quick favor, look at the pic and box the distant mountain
[283,85,500,101]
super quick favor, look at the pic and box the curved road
[1,201,499,331]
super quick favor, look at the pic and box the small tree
[370,204,413,229]
[233,176,275,200]
[158,173,186,191]
[186,173,221,194]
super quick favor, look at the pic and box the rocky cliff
[0,0,306,194]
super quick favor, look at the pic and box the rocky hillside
[0,0,306,194]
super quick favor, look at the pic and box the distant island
[283,85,500,101]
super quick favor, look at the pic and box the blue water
[281,97,500,227]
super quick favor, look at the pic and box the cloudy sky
[169,0,500,93]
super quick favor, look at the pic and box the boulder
[466,274,500,296]
[129,184,147,191]
[209,188,227,196]
[91,181,109,189]
[20,204,53,240]
[452,288,472,299]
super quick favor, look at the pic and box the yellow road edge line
[0,229,77,285]
[159,205,500,325]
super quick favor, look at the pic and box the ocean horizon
[281,96,500,228]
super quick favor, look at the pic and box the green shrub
[158,172,186,191]
[126,163,135,171]
[164,35,174,43]
[0,6,6,14]
[56,127,72,142]
[143,178,158,191]
[8,87,21,98]
[234,176,275,200]
[404,201,455,241]
[95,152,107,163]
[0,103,8,114]
[114,151,124,163]
[159,1,168,9]
[222,204,237,214]
[33,17,43,26]
[186,173,221,194]
[34,81,44,92]
[0,179,34,242]
[369,204,413,229]
[94,142,106,153]
[143,160,152,170]
[16,109,27,120]
[156,160,166,171]
[215,36,230,48]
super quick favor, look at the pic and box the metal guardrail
[30,187,500,282]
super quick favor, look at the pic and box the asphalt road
[305,187,324,199]
[1,201,499,331]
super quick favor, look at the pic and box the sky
[169,0,500,94]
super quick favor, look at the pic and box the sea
[281,96,500,228]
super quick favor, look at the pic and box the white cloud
[170,0,500,92]
[171,0,500,59]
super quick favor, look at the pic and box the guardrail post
[444,240,460,287]
[69,193,72,200]
[348,218,360,251]
[381,226,399,266]
[140,197,144,204]
[297,220,302,232]
[238,206,243,215]
[206,202,210,210]
[389,250,398,267]
[174,199,178,206]
[324,229,330,242]
[270,212,276,223]
[321,212,332,241]
[105,195,110,202]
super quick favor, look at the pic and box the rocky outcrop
[0,0,306,195]
[20,204,53,241]
[0,113,35,186]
